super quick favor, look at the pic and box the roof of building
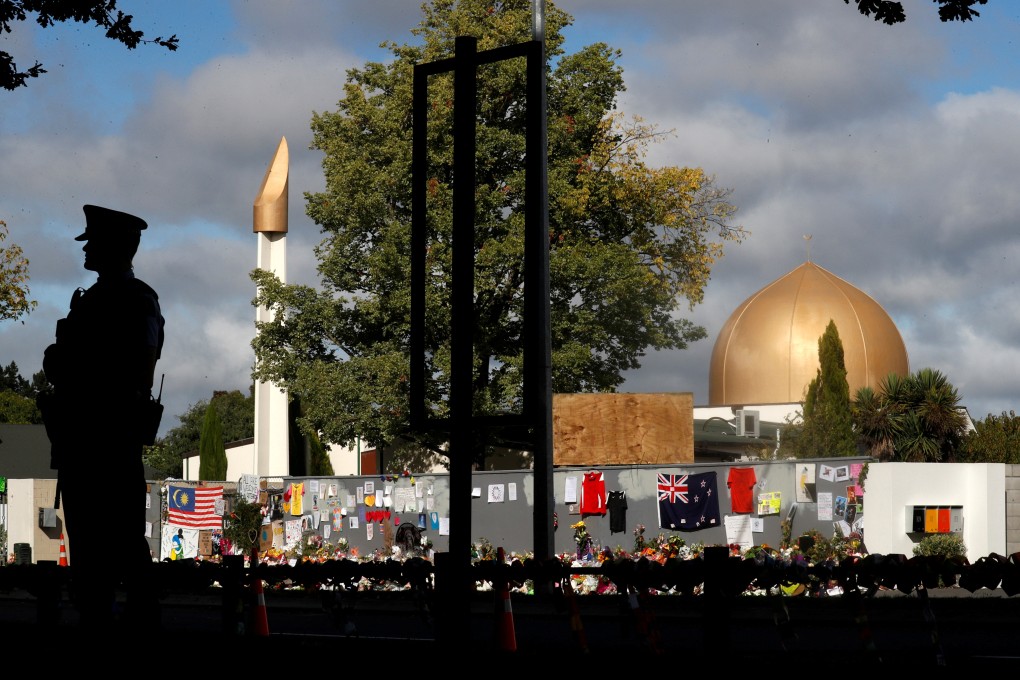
[0,424,56,479]
[709,261,909,406]
[0,423,169,481]
[692,416,788,461]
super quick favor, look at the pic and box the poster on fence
[160,525,198,561]
[239,474,259,503]
[816,492,833,520]
[757,491,781,516]
[285,519,302,550]
[724,514,752,551]
[796,464,816,503]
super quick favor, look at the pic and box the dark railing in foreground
[1,548,1018,659]
[2,550,1018,599]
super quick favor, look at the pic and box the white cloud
[4,0,1020,438]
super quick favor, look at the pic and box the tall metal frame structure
[410,30,552,640]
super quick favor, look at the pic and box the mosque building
[694,260,910,459]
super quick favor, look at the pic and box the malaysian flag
[658,471,720,532]
[168,485,223,530]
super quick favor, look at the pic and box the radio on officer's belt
[140,374,165,447]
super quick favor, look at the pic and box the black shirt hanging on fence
[607,490,627,534]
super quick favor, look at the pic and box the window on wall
[736,410,760,437]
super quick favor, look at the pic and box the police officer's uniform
[41,204,165,628]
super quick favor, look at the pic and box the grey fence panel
[268,457,870,560]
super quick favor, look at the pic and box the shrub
[913,533,967,559]
[797,529,851,563]
[223,495,265,559]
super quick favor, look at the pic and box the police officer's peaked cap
[75,204,148,241]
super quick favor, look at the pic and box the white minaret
[252,136,290,477]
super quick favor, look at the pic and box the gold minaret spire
[253,136,289,233]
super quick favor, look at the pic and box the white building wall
[7,479,34,556]
[183,440,360,482]
[227,442,256,483]
[866,462,1005,561]
[182,442,257,483]
[326,441,361,476]
[7,478,63,564]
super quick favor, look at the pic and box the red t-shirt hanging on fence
[727,467,757,514]
[580,470,607,515]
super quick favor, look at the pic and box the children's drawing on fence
[160,526,198,561]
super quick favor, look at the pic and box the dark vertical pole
[410,65,427,433]
[221,553,244,635]
[526,3,554,565]
[448,34,478,642]
[414,24,548,642]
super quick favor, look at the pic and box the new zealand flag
[658,471,721,531]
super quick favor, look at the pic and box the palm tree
[852,368,967,462]
[852,386,897,461]
[909,368,968,461]
[896,410,940,462]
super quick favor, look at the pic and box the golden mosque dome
[708,261,909,406]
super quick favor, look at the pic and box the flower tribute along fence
[3,546,1020,605]
[3,544,1020,659]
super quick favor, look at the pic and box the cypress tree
[198,402,228,480]
[308,430,334,476]
[794,320,857,457]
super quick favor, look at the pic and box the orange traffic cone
[58,533,68,567]
[250,576,270,637]
[495,547,517,651]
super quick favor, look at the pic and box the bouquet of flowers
[572,521,594,561]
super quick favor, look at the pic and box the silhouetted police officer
[41,204,165,631]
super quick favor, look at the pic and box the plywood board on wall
[552,393,694,466]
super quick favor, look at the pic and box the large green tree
[852,368,968,462]
[787,320,857,458]
[844,0,987,24]
[251,0,744,468]
[0,221,35,322]
[0,360,31,394]
[960,410,1020,463]
[0,390,38,424]
[144,389,254,479]
[0,0,178,90]
[0,360,42,424]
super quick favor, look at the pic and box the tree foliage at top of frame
[250,0,745,470]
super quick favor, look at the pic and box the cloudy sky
[2,0,1019,438]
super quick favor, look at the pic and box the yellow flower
[571,521,586,530]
